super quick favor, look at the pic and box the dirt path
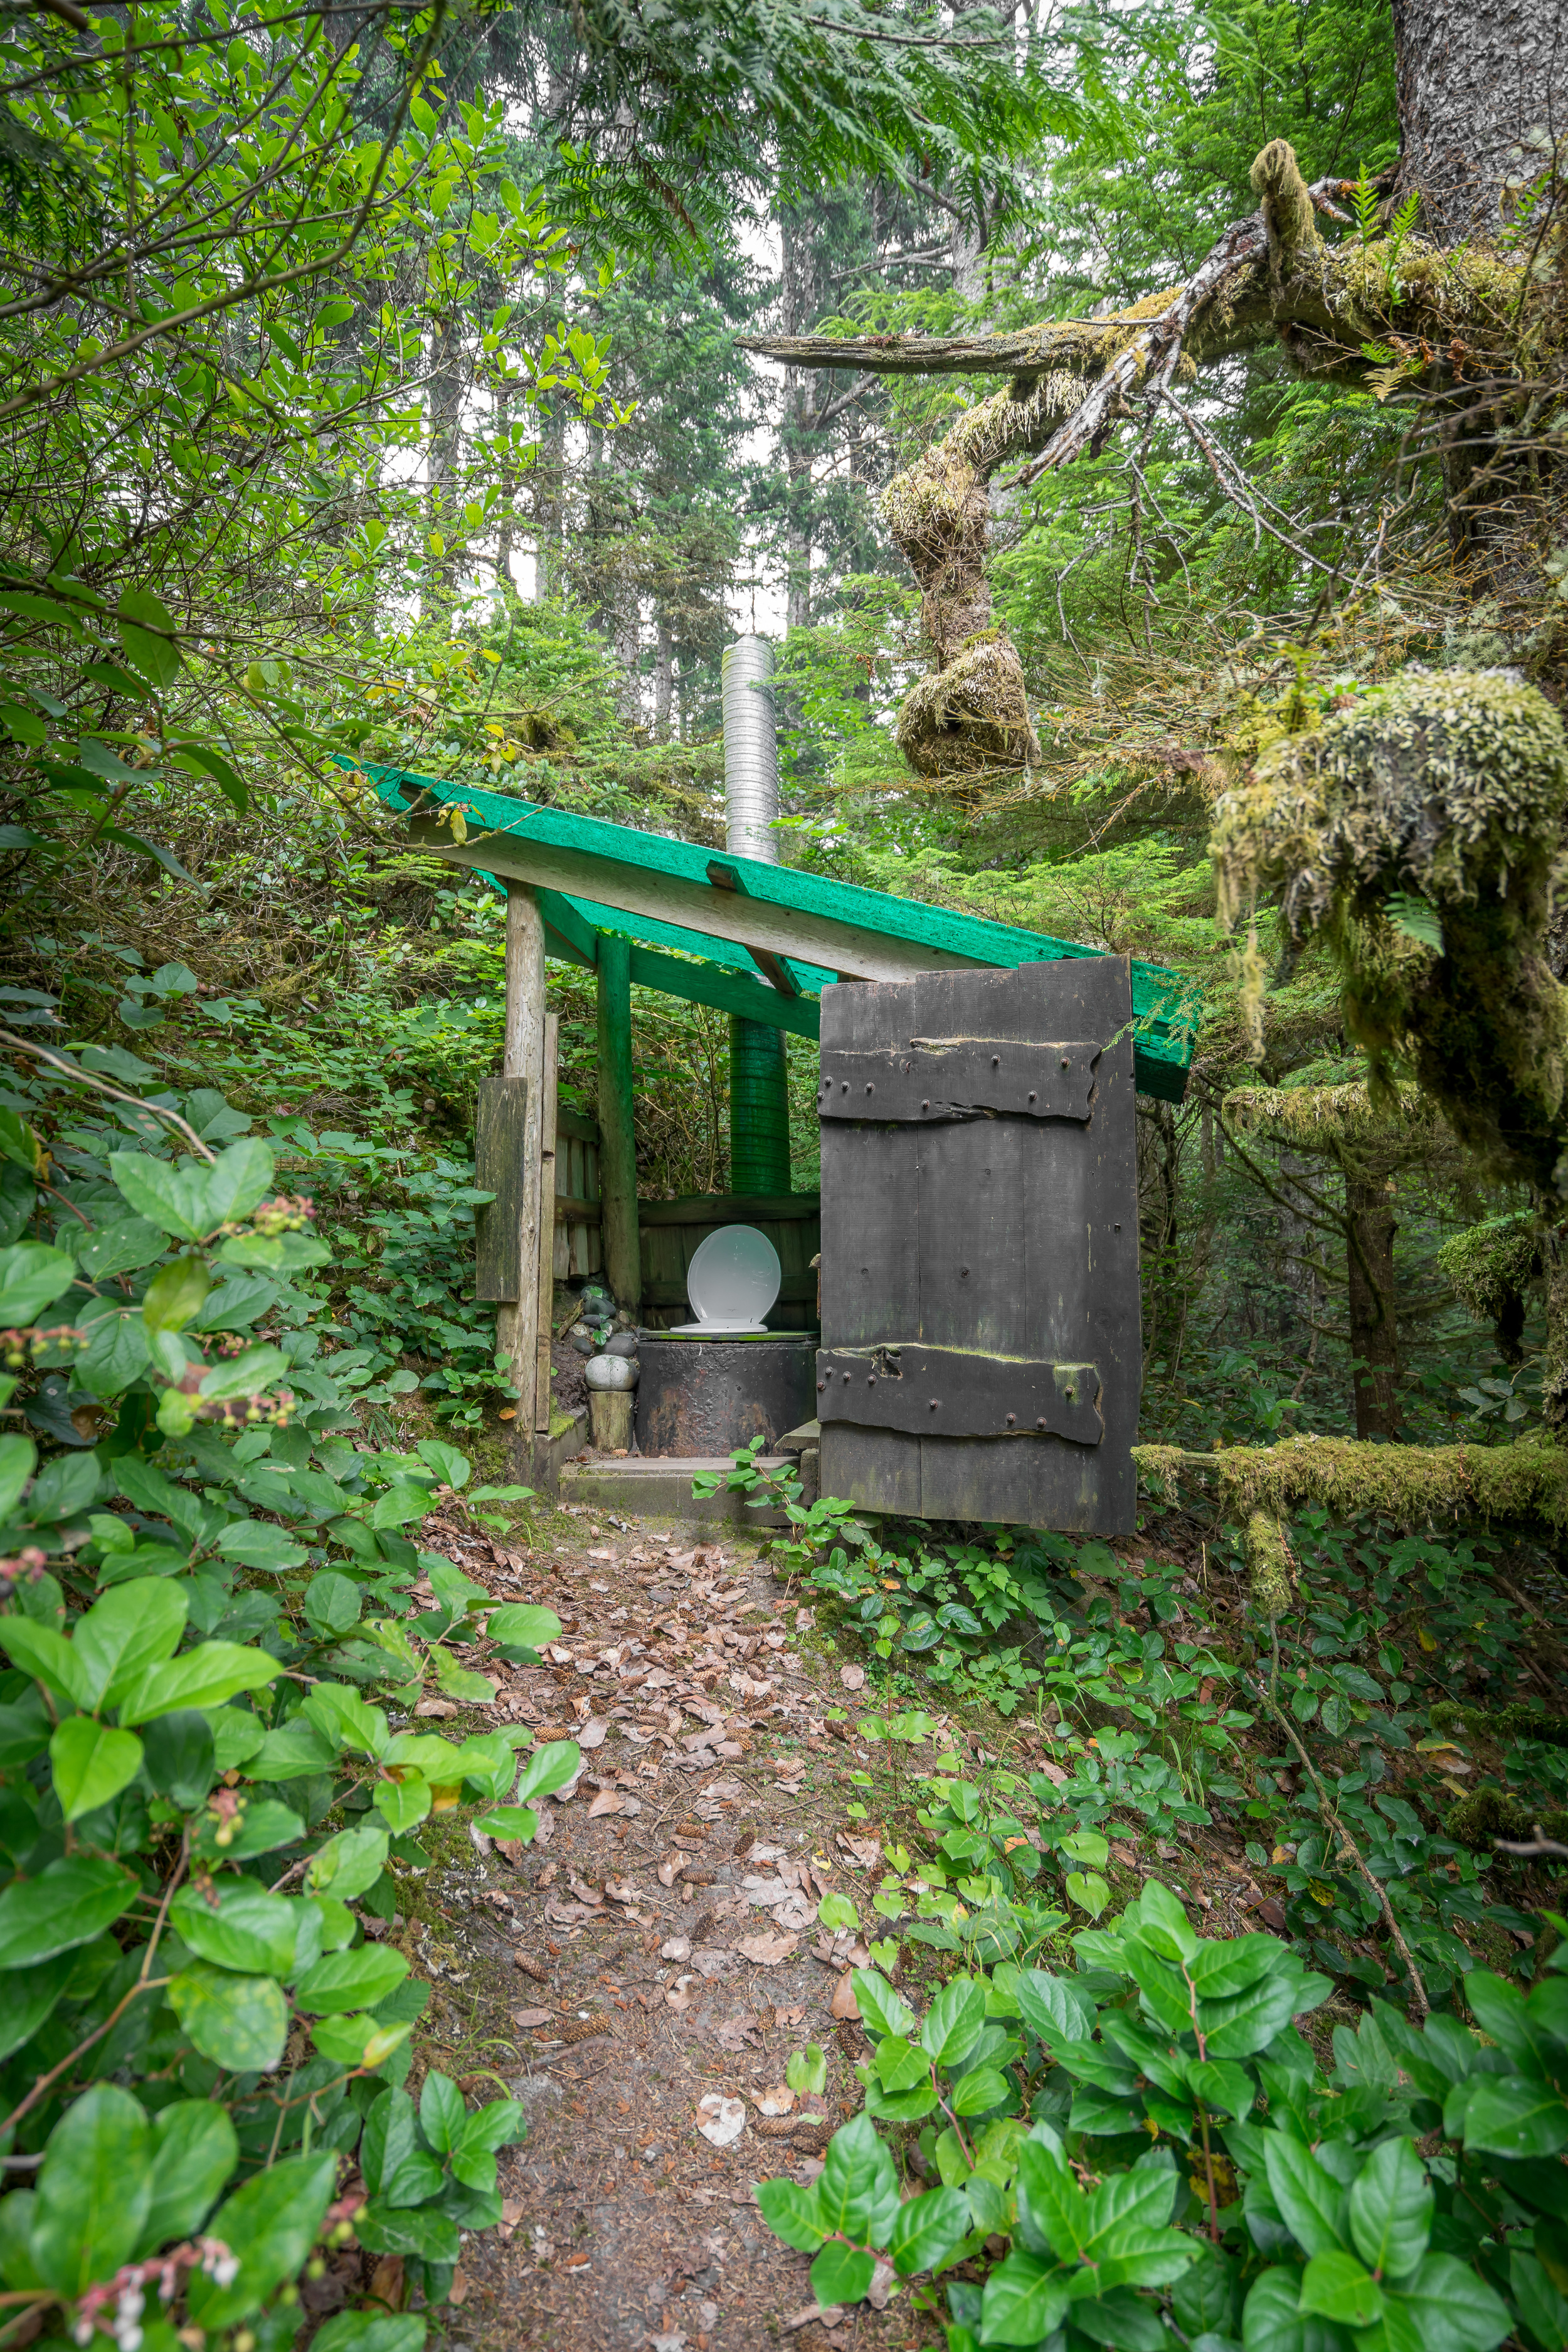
[401,1501,930,2352]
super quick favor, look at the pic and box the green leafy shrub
[758,1881,1568,2351]
[0,1064,567,2347]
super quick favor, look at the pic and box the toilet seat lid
[686,1224,781,1327]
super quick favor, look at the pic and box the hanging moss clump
[1438,1212,1544,1364]
[1212,669,1568,1190]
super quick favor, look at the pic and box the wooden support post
[534,1012,558,1436]
[496,882,545,1434]
[596,931,641,1317]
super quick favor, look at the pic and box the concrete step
[559,1454,790,1525]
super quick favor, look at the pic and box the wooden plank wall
[549,1104,819,1328]
[638,1193,820,1332]
[554,1104,603,1281]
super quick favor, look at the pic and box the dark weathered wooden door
[816,957,1140,1531]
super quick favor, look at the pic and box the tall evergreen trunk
[780,206,815,632]
[1346,1175,1401,1440]
[1390,0,1560,243]
[653,611,674,738]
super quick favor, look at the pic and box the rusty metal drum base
[634,1334,817,1458]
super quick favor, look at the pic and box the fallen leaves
[414,1697,457,1718]
[839,1664,866,1690]
[513,2007,555,2030]
[578,1719,608,1751]
[836,1832,882,1870]
[829,1972,861,2021]
[736,1930,799,1966]
[661,1935,692,1962]
[696,2094,746,2148]
[753,2084,796,2116]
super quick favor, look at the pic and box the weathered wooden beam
[534,1011,558,1436]
[554,1194,602,1225]
[626,944,820,1040]
[637,1190,821,1227]
[473,1076,527,1301]
[596,931,640,1316]
[495,883,545,1434]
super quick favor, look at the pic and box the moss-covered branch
[1133,1431,1568,1533]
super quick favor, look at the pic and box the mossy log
[1133,1431,1568,1534]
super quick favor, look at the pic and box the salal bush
[0,1086,571,2351]
[758,1880,1568,2352]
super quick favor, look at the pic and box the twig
[0,1029,216,1161]
[1244,1675,1429,2017]
[1493,1831,1568,1860]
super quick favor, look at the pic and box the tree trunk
[1346,1175,1401,1439]
[1390,0,1560,243]
[534,401,564,600]
[653,610,674,738]
[780,206,816,632]
[425,305,464,602]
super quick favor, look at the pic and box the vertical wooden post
[534,1012,559,1436]
[496,882,545,1433]
[596,931,641,1316]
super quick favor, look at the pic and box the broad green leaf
[1264,2133,1348,2255]
[134,2102,240,2256]
[108,1152,213,1241]
[50,1717,143,1821]
[0,1433,35,1525]
[170,1881,297,1976]
[143,1710,218,1806]
[117,585,182,686]
[413,1437,470,1487]
[0,1951,77,2062]
[0,1617,90,1707]
[874,2035,931,2094]
[186,2151,336,2328]
[1172,2244,1242,2338]
[307,1823,389,1900]
[0,1855,137,1967]
[428,1647,495,1703]
[248,1718,337,1780]
[486,1602,562,1650]
[0,1242,74,1324]
[1377,2254,1512,2352]
[374,1774,432,1832]
[818,1891,858,1932]
[116,1640,281,1724]
[811,2242,875,2307]
[201,1343,291,1402]
[76,1578,188,1707]
[141,1254,211,1332]
[950,2063,1011,2116]
[1017,2136,1088,2262]
[75,1310,153,1399]
[1242,2264,1352,2352]
[216,1519,308,1572]
[212,1798,305,1862]
[31,2084,151,2297]
[420,2069,465,2154]
[352,2202,460,2268]
[169,1959,289,2073]
[851,1968,918,2042]
[304,1571,363,1637]
[368,1481,435,1529]
[303,1682,389,1757]
[757,2178,827,2251]
[312,2012,413,2069]
[512,1738,581,1803]
[980,2249,1072,2346]
[78,1216,166,1279]
[921,1975,987,2069]
[1348,2137,1433,2280]
[202,1139,276,1227]
[295,1944,410,2015]
[312,2318,426,2352]
[1463,2076,1568,2159]
[1299,2250,1384,2327]
[815,2112,901,2245]
[888,2185,970,2277]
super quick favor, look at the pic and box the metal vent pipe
[721,635,791,1199]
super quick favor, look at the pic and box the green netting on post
[729,1014,790,1194]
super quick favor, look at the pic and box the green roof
[368,763,1199,1100]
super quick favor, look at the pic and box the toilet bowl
[666,1223,781,1336]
